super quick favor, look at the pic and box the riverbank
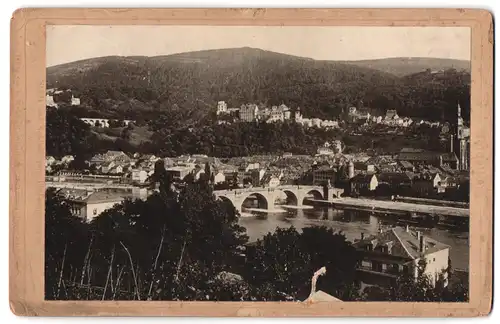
[310,197,469,218]
[238,207,469,271]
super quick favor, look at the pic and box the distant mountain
[340,57,470,77]
[46,47,470,123]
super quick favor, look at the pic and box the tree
[362,260,469,302]
[45,189,89,299]
[243,226,361,301]
[45,172,248,301]
[68,155,88,171]
[46,107,94,159]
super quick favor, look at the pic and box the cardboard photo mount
[10,8,493,317]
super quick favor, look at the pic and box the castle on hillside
[216,100,295,123]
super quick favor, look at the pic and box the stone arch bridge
[214,185,344,214]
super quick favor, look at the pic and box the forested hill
[341,57,470,77]
[47,47,470,123]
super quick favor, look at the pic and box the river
[238,206,469,271]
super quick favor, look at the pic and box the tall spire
[457,102,464,127]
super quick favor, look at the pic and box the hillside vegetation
[47,47,471,124]
[340,57,470,77]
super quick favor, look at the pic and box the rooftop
[350,173,375,183]
[166,166,194,172]
[66,190,126,204]
[399,160,415,169]
[354,226,450,260]
[377,172,412,184]
[397,150,440,162]
[440,152,459,162]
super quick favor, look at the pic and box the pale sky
[46,26,471,67]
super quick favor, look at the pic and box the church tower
[456,102,470,171]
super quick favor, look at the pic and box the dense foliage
[45,174,249,300]
[244,226,362,301]
[46,107,94,158]
[45,187,362,300]
[45,170,362,301]
[148,120,343,157]
[47,48,471,124]
[339,57,470,78]
[47,106,449,159]
[46,106,143,161]
[362,260,469,302]
[46,172,469,301]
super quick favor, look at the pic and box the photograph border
[10,8,493,317]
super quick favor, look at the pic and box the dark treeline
[47,49,470,124]
[46,106,140,160]
[45,173,468,301]
[147,120,343,157]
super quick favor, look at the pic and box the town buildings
[316,141,343,156]
[131,169,149,183]
[396,148,459,170]
[46,88,80,108]
[312,165,337,186]
[80,118,135,128]
[350,173,379,194]
[166,165,195,181]
[347,106,371,123]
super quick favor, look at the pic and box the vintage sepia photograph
[44,25,471,302]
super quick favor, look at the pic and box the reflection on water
[238,206,469,270]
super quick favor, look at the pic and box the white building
[131,169,148,183]
[101,161,116,174]
[294,109,303,122]
[332,140,343,154]
[321,120,339,128]
[317,142,334,156]
[80,118,135,128]
[46,156,56,166]
[311,118,322,128]
[71,96,81,106]
[213,171,226,184]
[166,165,195,181]
[268,176,281,188]
[267,106,285,123]
[110,165,124,174]
[300,118,313,128]
[46,95,58,108]
[354,226,450,288]
[61,155,75,165]
[216,101,228,115]
[67,191,125,223]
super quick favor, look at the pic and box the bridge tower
[348,160,355,179]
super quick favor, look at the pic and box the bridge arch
[281,189,299,206]
[217,195,236,212]
[240,192,269,211]
[302,189,324,205]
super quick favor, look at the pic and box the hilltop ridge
[47,47,470,124]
